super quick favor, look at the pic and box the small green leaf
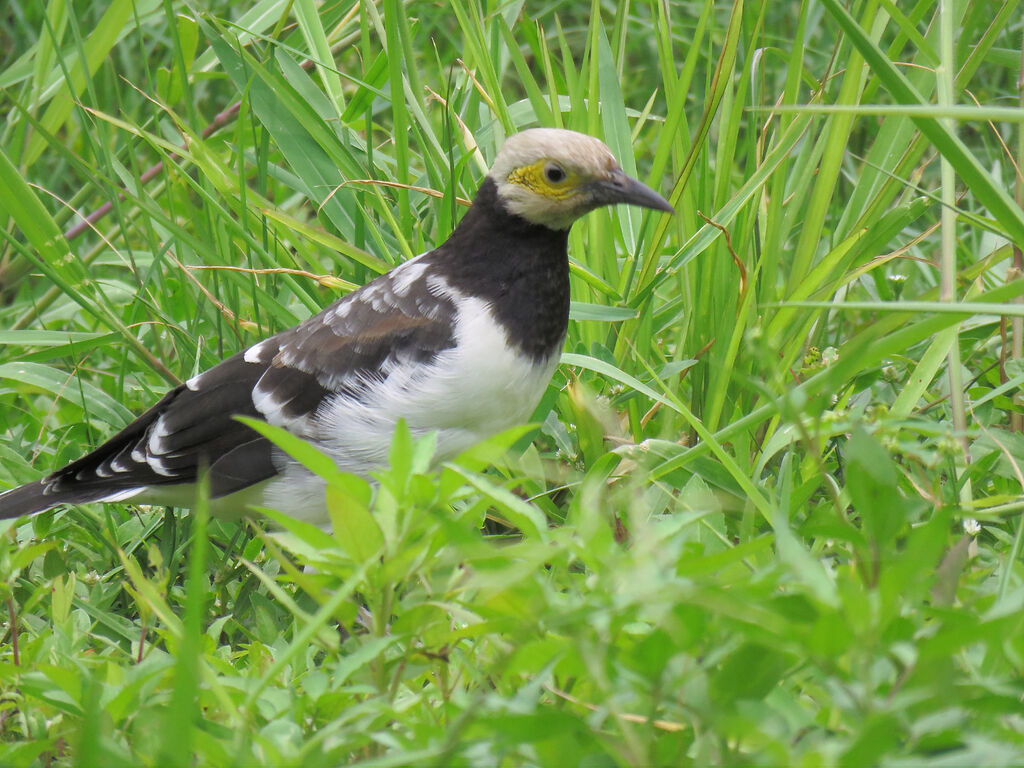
[846,428,905,549]
[711,643,792,704]
[387,418,414,483]
[11,541,58,574]
[176,13,199,70]
[446,466,548,541]
[326,478,383,565]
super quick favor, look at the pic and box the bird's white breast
[317,293,558,464]
[406,295,560,437]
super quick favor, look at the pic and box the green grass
[2,0,1024,765]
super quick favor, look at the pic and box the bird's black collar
[432,177,571,362]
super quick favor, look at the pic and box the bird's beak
[588,170,675,214]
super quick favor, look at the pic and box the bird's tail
[0,481,63,520]
[1,476,149,520]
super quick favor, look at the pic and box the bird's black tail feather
[0,480,127,521]
[0,481,62,520]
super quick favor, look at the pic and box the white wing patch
[147,416,171,457]
[148,454,177,477]
[251,371,317,435]
[391,255,430,297]
[244,340,271,364]
[109,455,134,473]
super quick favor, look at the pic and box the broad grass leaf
[234,416,338,480]
[0,362,135,427]
[255,506,338,554]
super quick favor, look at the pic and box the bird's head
[488,128,674,231]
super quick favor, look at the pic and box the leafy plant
[2,0,1023,765]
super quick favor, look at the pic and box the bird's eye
[544,162,567,184]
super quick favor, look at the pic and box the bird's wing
[35,256,458,505]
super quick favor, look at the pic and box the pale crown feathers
[488,128,672,230]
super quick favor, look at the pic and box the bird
[0,128,673,527]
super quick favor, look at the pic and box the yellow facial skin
[507,160,580,200]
